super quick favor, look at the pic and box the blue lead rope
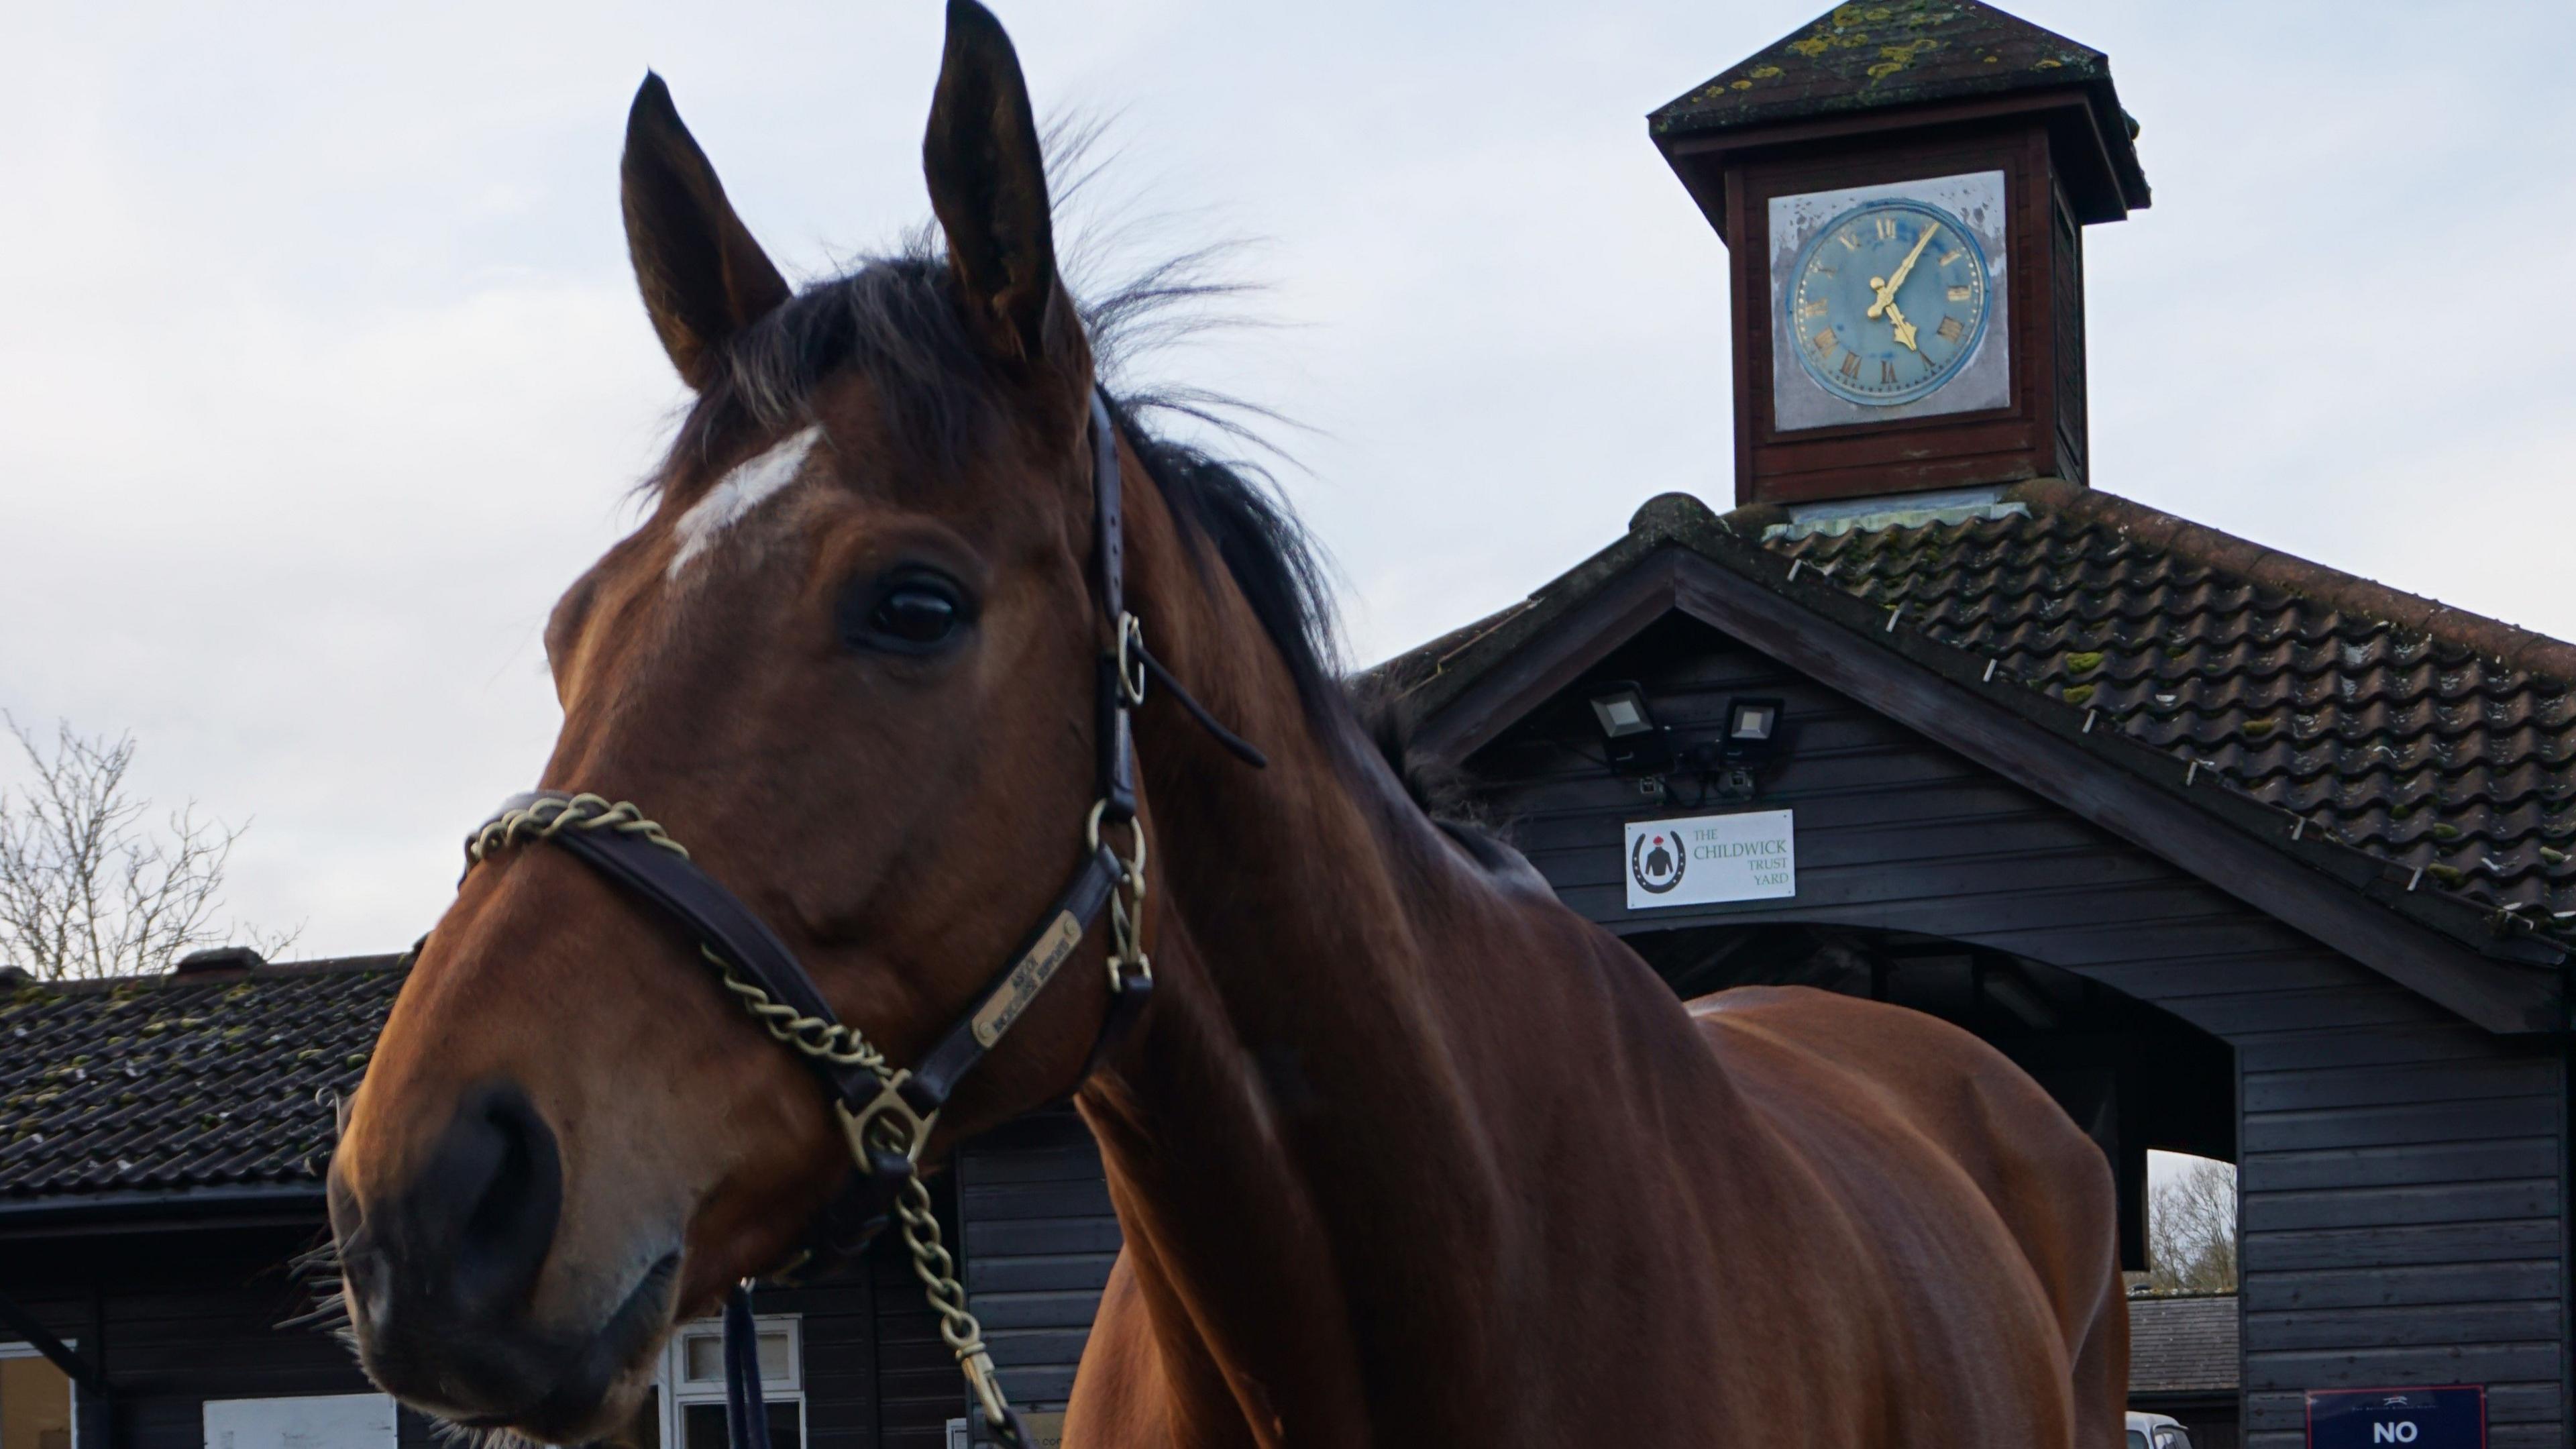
[724,1283,773,1449]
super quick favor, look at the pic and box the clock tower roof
[1652,0,2149,221]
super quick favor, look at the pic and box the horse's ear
[620,74,793,390]
[923,0,1069,370]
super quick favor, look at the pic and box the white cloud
[3,0,2571,956]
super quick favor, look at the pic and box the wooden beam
[0,1287,105,1395]
[1411,555,1678,765]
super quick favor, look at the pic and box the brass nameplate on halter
[971,911,1083,1047]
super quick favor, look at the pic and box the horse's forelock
[642,231,1345,722]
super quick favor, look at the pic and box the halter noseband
[452,389,1258,1448]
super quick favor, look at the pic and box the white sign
[203,1393,396,1449]
[1624,810,1796,910]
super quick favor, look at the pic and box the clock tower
[1652,0,2150,507]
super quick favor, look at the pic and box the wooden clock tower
[1652,0,2150,508]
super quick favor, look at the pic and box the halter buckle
[1116,612,1148,706]
[836,1071,938,1167]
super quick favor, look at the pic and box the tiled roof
[0,956,402,1201]
[1654,0,2105,133]
[2127,1293,2237,1395]
[1760,480,2576,922]
[1648,1,2149,219]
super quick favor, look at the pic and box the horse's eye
[843,574,971,654]
[874,588,957,643]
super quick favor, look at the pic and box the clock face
[1783,197,1992,407]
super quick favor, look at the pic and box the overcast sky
[5,1,2573,960]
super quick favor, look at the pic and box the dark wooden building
[7,5,2569,1449]
[1357,482,2575,1449]
[0,957,979,1449]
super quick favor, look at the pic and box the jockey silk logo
[1631,830,1686,895]
[1623,810,1797,911]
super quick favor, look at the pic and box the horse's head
[326,5,1184,1439]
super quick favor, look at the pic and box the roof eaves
[1380,492,2567,996]
[1664,517,2572,979]
[1373,494,1735,723]
[0,1181,327,1238]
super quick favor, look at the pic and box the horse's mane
[649,227,1344,725]
[633,129,1491,828]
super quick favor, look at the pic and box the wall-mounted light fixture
[1723,696,1784,765]
[1585,684,1789,801]
[1588,682,1674,777]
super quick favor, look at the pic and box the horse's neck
[1080,735,1536,1437]
[1077,482,1685,1436]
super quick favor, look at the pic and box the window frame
[655,1313,803,1449]
[0,1339,80,1449]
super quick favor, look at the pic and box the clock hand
[1867,223,1941,320]
[1884,301,1919,353]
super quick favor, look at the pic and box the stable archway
[1621,922,2235,1274]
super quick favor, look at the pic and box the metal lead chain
[464,792,690,866]
[464,798,908,1098]
[896,1171,1021,1438]
[464,792,1053,1446]
[704,947,896,1074]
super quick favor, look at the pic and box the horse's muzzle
[329,1079,669,1436]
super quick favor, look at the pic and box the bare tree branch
[2144,1155,2239,1295]
[0,715,301,980]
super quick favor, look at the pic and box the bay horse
[327,3,2128,1444]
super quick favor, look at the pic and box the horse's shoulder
[1064,1252,1182,1448]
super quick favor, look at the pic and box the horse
[325,3,2129,1444]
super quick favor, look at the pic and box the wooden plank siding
[0,1222,447,1448]
[1460,611,2572,1448]
[0,1199,961,1449]
[958,1108,1120,1413]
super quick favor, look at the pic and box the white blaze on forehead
[667,426,824,578]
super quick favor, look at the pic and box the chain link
[466,792,691,865]
[462,790,1132,1446]
[896,1170,1018,1431]
[704,947,897,1073]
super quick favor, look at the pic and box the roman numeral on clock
[1799,299,1828,320]
[1936,315,1966,343]
[1812,327,1838,356]
[1839,352,1862,381]
[1880,360,1898,384]
[1947,285,1974,303]
[1874,216,1898,241]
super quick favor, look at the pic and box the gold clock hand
[1885,302,1919,353]
[1867,223,1941,320]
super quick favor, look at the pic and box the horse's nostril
[413,1080,564,1321]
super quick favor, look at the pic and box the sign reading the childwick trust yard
[1623,810,1795,910]
[2306,1386,2485,1448]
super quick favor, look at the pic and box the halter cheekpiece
[454,390,1259,1448]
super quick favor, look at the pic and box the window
[202,1393,396,1448]
[628,1316,803,1449]
[0,1342,75,1449]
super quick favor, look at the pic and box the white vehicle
[2127,1410,2194,1449]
